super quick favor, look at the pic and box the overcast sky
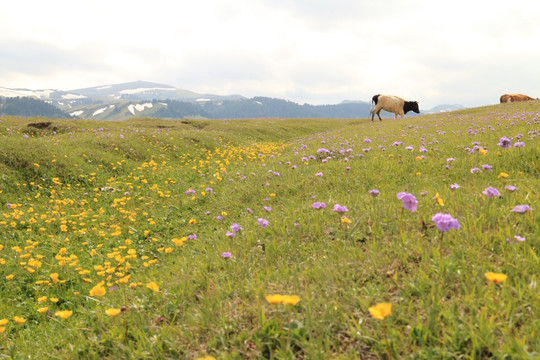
[1,0,539,108]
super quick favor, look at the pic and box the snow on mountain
[0,86,55,99]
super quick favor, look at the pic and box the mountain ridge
[0,81,465,120]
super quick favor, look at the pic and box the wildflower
[257,218,269,228]
[146,282,159,292]
[514,235,526,242]
[485,272,507,284]
[450,183,460,191]
[263,206,272,212]
[369,189,380,197]
[333,204,349,213]
[266,294,284,304]
[225,231,236,238]
[37,307,49,313]
[55,310,73,319]
[188,219,197,225]
[482,187,501,198]
[315,172,323,177]
[510,205,533,213]
[431,213,460,232]
[504,185,518,192]
[368,303,392,320]
[282,295,300,306]
[38,296,47,303]
[397,192,418,212]
[498,172,509,178]
[14,316,26,324]
[513,141,525,148]
[89,284,107,297]
[498,137,512,149]
[481,164,493,171]
[5,274,14,280]
[230,223,243,232]
[221,252,232,259]
[470,167,481,173]
[433,193,444,206]
[312,202,327,210]
[105,308,122,317]
[0,319,8,326]
[478,148,487,155]
[341,217,351,224]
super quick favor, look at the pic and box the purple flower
[482,187,501,198]
[481,164,493,172]
[364,138,372,143]
[230,223,243,232]
[246,208,253,214]
[369,189,380,197]
[263,206,272,212]
[498,137,512,149]
[221,252,232,258]
[511,205,533,213]
[397,192,418,212]
[513,141,525,148]
[187,234,197,240]
[217,216,224,221]
[431,213,460,232]
[312,202,327,210]
[257,218,269,228]
[315,172,323,177]
[273,172,280,176]
[450,183,460,191]
[225,231,236,238]
[317,148,330,154]
[470,167,481,174]
[333,204,349,213]
[185,189,196,194]
[514,235,526,242]
[504,185,518,192]
[447,158,455,163]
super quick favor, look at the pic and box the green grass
[0,102,539,359]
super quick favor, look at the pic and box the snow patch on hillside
[127,103,153,115]
[62,94,87,99]
[120,87,175,95]
[70,110,84,116]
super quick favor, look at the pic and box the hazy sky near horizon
[1,0,539,108]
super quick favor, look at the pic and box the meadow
[0,102,538,359]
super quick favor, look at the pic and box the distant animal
[370,94,419,121]
[499,94,536,103]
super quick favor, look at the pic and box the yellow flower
[0,327,5,333]
[146,282,159,292]
[416,172,421,176]
[0,319,8,326]
[13,316,26,324]
[369,302,392,320]
[5,274,14,280]
[196,357,216,360]
[434,193,444,206]
[38,296,47,303]
[282,295,300,306]
[498,172,509,179]
[55,310,73,319]
[105,308,122,317]
[89,284,107,297]
[485,272,507,284]
[341,217,351,224]
[50,273,59,283]
[50,297,59,303]
[37,307,49,313]
[265,294,284,304]
[478,148,487,155]
[188,219,197,225]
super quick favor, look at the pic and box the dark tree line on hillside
[151,97,373,119]
[0,97,72,118]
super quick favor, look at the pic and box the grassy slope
[0,102,539,359]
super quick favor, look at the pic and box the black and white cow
[370,94,419,121]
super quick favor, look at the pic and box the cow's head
[404,101,420,114]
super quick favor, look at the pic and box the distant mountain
[424,104,465,114]
[0,82,465,120]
